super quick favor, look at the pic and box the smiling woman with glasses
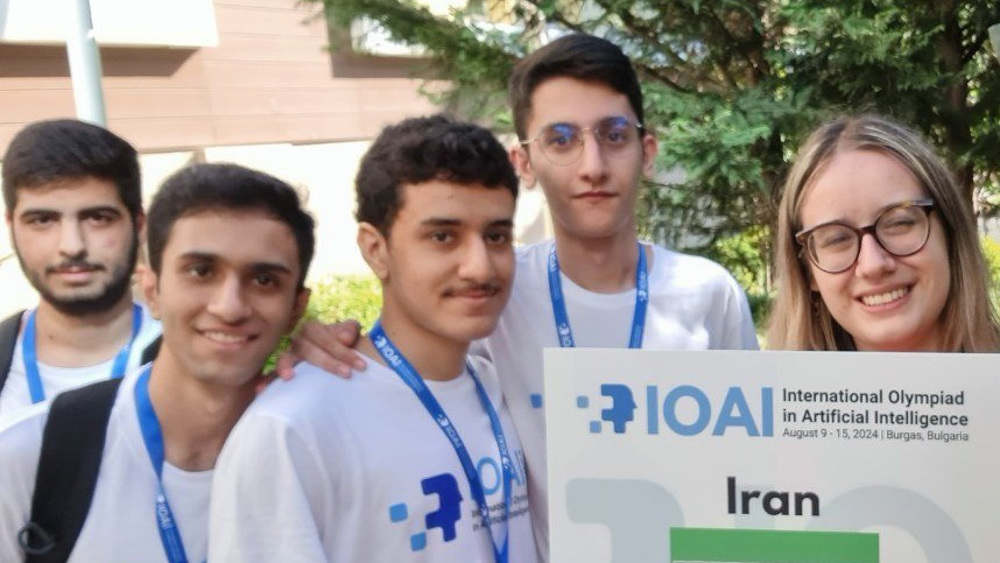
[768,114,1000,352]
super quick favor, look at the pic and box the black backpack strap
[140,335,161,366]
[0,310,26,395]
[18,377,124,563]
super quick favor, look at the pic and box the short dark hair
[355,114,518,234]
[508,34,645,140]
[147,163,315,288]
[2,119,142,220]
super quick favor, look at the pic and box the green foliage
[305,274,383,329]
[311,0,1000,295]
[981,236,1000,305]
[265,274,382,372]
[704,226,773,330]
[707,226,769,293]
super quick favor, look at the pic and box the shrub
[981,236,1000,306]
[305,274,382,329]
[266,274,382,372]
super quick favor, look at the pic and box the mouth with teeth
[860,286,910,307]
[201,330,255,346]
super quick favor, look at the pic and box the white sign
[544,349,1000,563]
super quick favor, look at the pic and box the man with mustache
[210,115,537,562]
[284,34,760,561]
[0,119,161,421]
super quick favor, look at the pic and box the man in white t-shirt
[0,120,163,422]
[290,34,758,561]
[210,115,537,563]
[0,163,313,562]
[494,34,757,555]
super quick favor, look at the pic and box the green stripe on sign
[670,528,878,563]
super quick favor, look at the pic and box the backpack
[0,310,158,561]
[0,310,26,395]
[0,311,160,397]
[17,378,123,563]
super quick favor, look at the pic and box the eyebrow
[420,218,514,228]
[18,205,122,218]
[805,199,920,230]
[179,252,294,275]
[421,218,462,227]
[540,115,631,129]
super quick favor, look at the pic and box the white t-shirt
[0,302,162,423]
[0,368,210,563]
[210,356,538,563]
[479,240,759,559]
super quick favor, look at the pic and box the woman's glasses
[795,199,936,274]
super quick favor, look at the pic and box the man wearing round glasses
[497,33,758,558]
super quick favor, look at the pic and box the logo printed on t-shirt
[386,451,527,552]
[388,473,463,551]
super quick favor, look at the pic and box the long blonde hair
[767,114,1000,351]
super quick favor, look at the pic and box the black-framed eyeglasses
[519,116,644,166]
[795,199,936,274]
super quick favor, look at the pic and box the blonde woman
[768,114,1000,351]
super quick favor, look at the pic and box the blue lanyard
[547,242,648,348]
[23,303,142,404]
[134,367,192,563]
[370,322,512,563]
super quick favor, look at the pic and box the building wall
[0,0,439,151]
[0,0,435,318]
[0,0,550,318]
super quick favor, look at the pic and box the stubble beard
[18,234,139,318]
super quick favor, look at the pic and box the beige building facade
[0,0,550,318]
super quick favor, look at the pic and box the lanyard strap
[23,303,143,404]
[370,322,512,563]
[134,367,191,563]
[547,242,648,349]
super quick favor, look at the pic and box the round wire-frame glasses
[519,116,644,166]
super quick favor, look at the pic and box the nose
[458,238,497,283]
[58,219,86,259]
[854,232,896,278]
[577,129,609,184]
[207,274,251,323]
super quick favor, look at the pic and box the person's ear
[803,261,819,291]
[134,211,147,245]
[140,265,162,320]
[289,287,310,332]
[641,132,658,180]
[510,144,537,189]
[357,222,390,281]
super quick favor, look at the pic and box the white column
[66,0,107,126]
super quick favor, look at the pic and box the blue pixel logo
[387,451,527,552]
[577,383,774,437]
[589,384,637,433]
[389,473,464,552]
